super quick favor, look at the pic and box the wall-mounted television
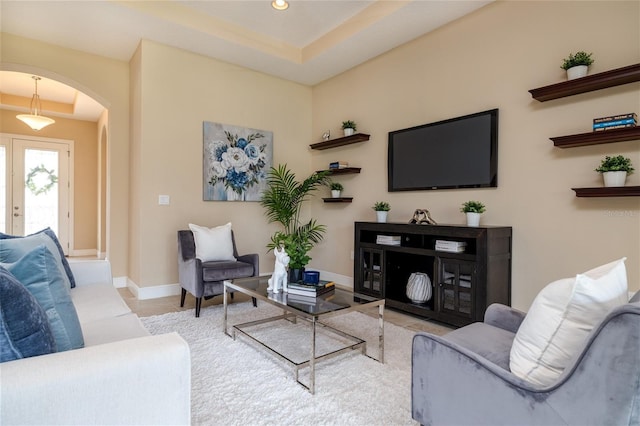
[388,109,499,191]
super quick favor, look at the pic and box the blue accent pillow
[0,266,56,362]
[0,228,76,289]
[2,245,84,351]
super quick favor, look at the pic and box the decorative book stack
[329,161,348,169]
[287,280,335,297]
[376,235,401,246]
[593,113,637,132]
[435,240,467,253]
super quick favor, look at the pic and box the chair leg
[195,297,202,318]
[252,297,257,307]
[230,292,234,300]
[180,288,187,307]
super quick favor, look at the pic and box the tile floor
[118,287,454,336]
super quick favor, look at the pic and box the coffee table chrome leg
[310,317,316,394]
[379,303,385,363]
[223,283,229,337]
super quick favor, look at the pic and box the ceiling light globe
[271,0,288,11]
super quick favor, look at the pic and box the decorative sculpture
[322,130,331,141]
[409,209,437,225]
[267,244,290,293]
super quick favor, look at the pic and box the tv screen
[388,109,498,191]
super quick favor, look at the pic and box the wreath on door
[26,164,58,196]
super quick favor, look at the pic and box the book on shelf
[593,118,636,129]
[376,235,401,245]
[329,161,349,169]
[435,240,467,252]
[593,113,637,124]
[594,124,637,131]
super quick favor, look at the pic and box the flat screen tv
[388,108,498,191]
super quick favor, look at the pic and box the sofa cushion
[81,313,150,346]
[71,281,131,324]
[510,258,628,386]
[0,228,76,288]
[0,267,56,362]
[202,260,254,282]
[189,222,236,262]
[2,245,84,352]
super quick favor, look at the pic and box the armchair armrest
[0,333,191,425]
[484,303,526,333]
[68,259,113,287]
[237,253,259,277]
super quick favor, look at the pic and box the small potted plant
[342,120,357,137]
[460,201,486,227]
[595,155,634,187]
[372,201,390,223]
[329,181,344,198]
[561,51,594,80]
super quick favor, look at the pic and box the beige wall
[1,33,130,277]
[311,1,640,309]
[130,40,312,287]
[0,109,98,251]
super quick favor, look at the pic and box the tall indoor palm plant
[261,164,330,279]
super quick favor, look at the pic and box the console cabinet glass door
[359,248,384,297]
[436,258,476,320]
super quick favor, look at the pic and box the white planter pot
[566,65,588,80]
[602,171,627,187]
[466,212,481,227]
[331,190,341,198]
[376,211,388,223]
[343,128,355,137]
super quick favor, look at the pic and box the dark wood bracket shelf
[310,133,370,150]
[529,63,640,102]
[572,186,640,197]
[322,197,353,203]
[317,167,361,175]
[551,127,640,148]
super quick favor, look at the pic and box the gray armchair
[412,292,640,426]
[177,230,259,317]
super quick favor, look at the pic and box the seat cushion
[71,282,131,324]
[443,322,516,371]
[202,260,254,282]
[80,313,150,346]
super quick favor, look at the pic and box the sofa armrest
[237,252,259,276]
[0,333,191,425]
[67,259,113,287]
[484,303,526,333]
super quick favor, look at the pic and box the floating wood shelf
[316,167,361,175]
[551,127,640,148]
[322,197,353,203]
[310,133,370,150]
[572,186,640,197]
[529,63,640,102]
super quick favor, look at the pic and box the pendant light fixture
[16,76,56,131]
[271,0,289,11]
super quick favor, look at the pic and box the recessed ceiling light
[271,0,289,11]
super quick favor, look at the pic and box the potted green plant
[329,181,344,198]
[595,155,634,187]
[460,201,486,227]
[261,164,331,283]
[341,120,357,136]
[561,51,594,80]
[372,201,390,223]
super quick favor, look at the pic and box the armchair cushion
[188,222,236,262]
[510,257,628,386]
[201,260,254,282]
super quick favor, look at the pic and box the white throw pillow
[188,223,236,262]
[509,258,628,387]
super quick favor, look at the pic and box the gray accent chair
[412,291,640,426]
[177,230,259,317]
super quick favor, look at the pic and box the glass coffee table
[223,276,384,394]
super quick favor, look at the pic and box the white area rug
[141,302,424,425]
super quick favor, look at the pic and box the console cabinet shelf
[354,222,512,327]
[529,63,640,102]
[551,127,640,148]
[309,133,370,150]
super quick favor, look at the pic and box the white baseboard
[123,277,182,300]
[305,268,353,290]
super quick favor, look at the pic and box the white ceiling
[0,0,492,121]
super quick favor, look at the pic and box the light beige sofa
[0,259,191,425]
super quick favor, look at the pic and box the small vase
[288,268,305,284]
[331,190,341,198]
[566,65,588,80]
[602,171,627,187]
[343,128,354,137]
[376,211,388,223]
[466,212,481,227]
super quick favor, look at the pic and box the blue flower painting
[203,122,273,201]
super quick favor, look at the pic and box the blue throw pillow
[0,228,76,288]
[2,245,84,351]
[0,266,56,362]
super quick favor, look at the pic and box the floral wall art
[203,121,273,201]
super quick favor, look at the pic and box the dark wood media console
[354,222,512,327]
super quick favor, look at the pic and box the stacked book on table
[376,235,401,246]
[287,280,335,298]
[593,113,637,132]
[435,240,467,253]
